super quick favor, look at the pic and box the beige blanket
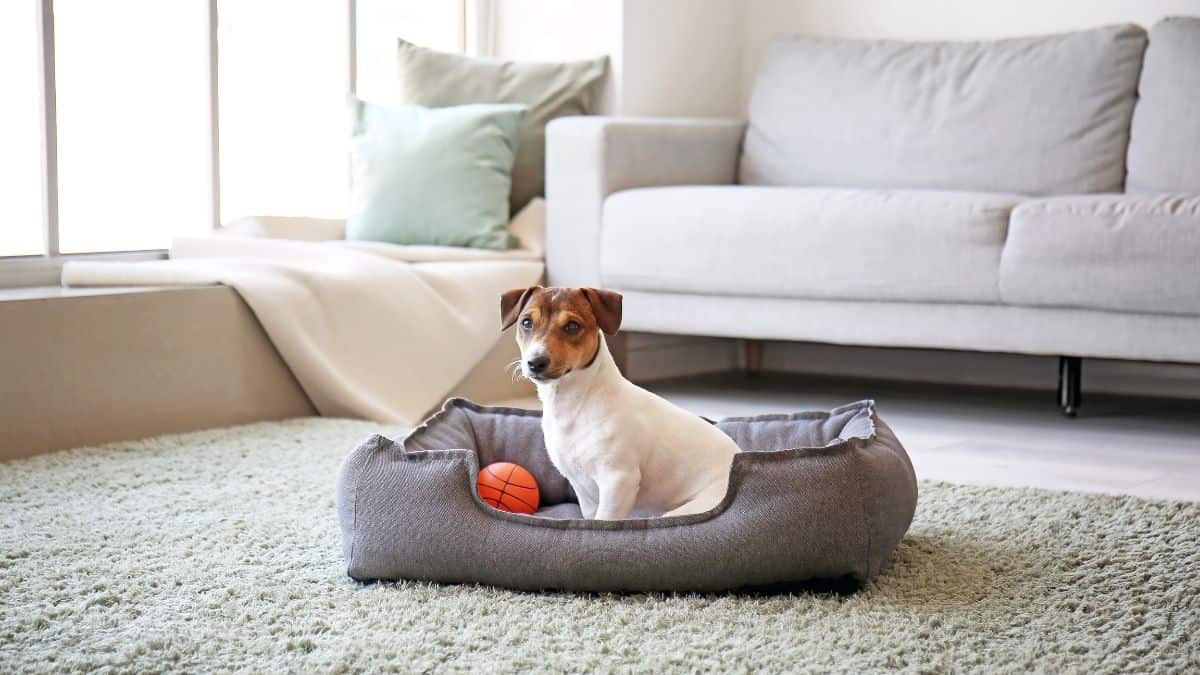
[62,202,545,424]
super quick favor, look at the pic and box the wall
[621,0,743,117]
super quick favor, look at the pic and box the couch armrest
[545,116,745,287]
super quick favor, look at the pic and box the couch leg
[1058,356,1082,417]
[744,339,764,376]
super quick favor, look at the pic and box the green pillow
[394,40,608,213]
[347,98,525,250]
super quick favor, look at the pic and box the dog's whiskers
[504,359,526,384]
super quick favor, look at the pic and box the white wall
[621,0,743,117]
[741,0,1198,106]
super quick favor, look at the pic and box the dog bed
[336,398,917,593]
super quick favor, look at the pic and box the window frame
[1,0,218,288]
[3,0,484,289]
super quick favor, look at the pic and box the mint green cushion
[348,99,525,250]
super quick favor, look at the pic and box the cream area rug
[1,419,1197,673]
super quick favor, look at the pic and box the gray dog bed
[336,398,917,592]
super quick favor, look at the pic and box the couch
[545,18,1200,415]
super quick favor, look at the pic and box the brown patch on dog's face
[500,286,622,382]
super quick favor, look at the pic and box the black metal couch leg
[1059,356,1082,417]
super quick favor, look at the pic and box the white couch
[545,19,1200,415]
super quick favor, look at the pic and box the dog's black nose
[527,356,550,375]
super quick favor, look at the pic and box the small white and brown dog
[501,286,740,520]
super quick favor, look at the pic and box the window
[55,0,213,253]
[218,0,350,222]
[0,0,45,257]
[218,1,477,223]
[2,0,474,286]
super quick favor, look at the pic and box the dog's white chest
[540,413,611,481]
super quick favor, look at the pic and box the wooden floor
[503,372,1200,502]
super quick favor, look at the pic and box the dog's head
[500,286,622,383]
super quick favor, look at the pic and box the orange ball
[477,462,540,515]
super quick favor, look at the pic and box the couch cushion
[741,25,1147,195]
[999,195,1200,316]
[601,187,1023,304]
[1127,17,1200,194]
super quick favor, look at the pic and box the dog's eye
[563,321,581,335]
[520,317,533,330]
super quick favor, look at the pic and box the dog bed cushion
[336,398,917,592]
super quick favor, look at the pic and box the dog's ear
[581,288,623,335]
[500,286,541,330]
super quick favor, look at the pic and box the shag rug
[1,419,1197,674]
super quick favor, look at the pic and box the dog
[501,286,740,520]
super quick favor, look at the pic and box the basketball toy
[476,462,540,514]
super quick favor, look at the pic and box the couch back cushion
[1126,17,1200,194]
[741,25,1147,195]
